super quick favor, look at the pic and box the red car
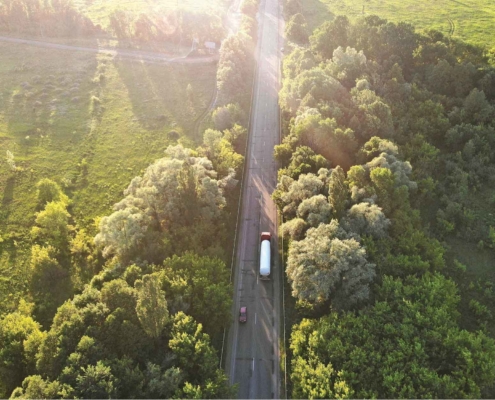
[239,306,247,323]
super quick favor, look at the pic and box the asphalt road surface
[224,0,284,398]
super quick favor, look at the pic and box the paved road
[0,35,218,64]
[224,0,284,398]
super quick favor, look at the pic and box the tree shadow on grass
[112,57,217,141]
[2,176,14,206]
[4,38,99,148]
[301,0,335,31]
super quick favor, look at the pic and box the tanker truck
[259,232,271,280]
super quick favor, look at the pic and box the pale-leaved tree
[341,202,391,239]
[287,221,375,309]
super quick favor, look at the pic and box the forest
[280,1,495,398]
[0,0,259,398]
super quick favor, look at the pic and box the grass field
[301,0,495,49]
[0,41,217,313]
[73,0,230,29]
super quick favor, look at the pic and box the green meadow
[73,0,230,29]
[301,0,495,49]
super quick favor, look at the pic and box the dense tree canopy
[8,253,233,399]
[291,274,495,399]
[280,11,495,399]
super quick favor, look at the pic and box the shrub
[168,130,180,140]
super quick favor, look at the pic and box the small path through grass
[0,35,219,65]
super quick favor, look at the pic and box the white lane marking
[252,358,255,371]
[255,313,257,325]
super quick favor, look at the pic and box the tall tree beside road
[94,145,230,265]
[285,13,309,44]
[286,221,376,308]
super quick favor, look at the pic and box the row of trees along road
[0,145,239,399]
[277,0,495,397]
[0,0,262,398]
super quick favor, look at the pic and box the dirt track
[0,35,219,64]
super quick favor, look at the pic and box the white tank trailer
[259,232,271,280]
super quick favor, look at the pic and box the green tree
[284,0,302,18]
[135,274,169,339]
[169,313,216,378]
[95,144,229,264]
[273,171,329,219]
[0,304,44,398]
[328,166,349,219]
[75,361,116,399]
[94,207,148,262]
[351,88,394,140]
[101,279,137,322]
[286,221,375,308]
[342,202,390,239]
[169,312,233,398]
[297,195,332,228]
[70,228,101,290]
[278,146,329,179]
[290,273,495,398]
[35,178,68,208]
[144,364,182,399]
[11,375,70,399]
[31,201,70,249]
[280,67,348,114]
[212,103,244,131]
[240,0,258,17]
[310,16,350,60]
[325,46,368,89]
[283,47,316,80]
[461,88,493,124]
[289,110,357,168]
[160,253,232,336]
[29,245,70,325]
[286,13,309,44]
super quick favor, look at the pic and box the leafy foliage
[279,13,495,398]
[286,221,375,309]
[290,274,495,399]
[94,144,230,264]
[8,254,233,399]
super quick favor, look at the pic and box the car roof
[240,306,247,313]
